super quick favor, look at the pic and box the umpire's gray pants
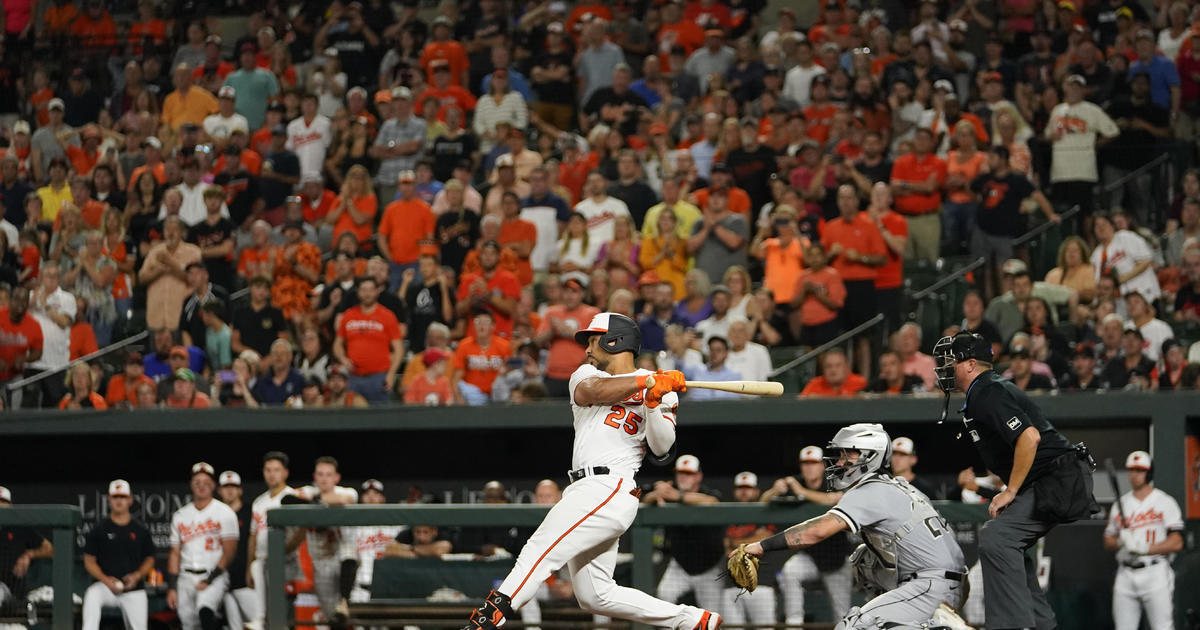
[978,489,1056,630]
[834,576,962,630]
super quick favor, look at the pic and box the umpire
[933,332,1098,630]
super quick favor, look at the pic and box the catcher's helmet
[932,332,993,393]
[575,312,642,356]
[824,423,892,491]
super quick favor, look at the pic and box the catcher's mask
[823,423,892,491]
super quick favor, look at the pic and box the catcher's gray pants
[834,576,963,630]
[177,572,229,630]
[780,553,852,622]
[977,490,1056,630]
[721,585,776,630]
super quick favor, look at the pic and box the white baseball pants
[1113,562,1175,630]
[224,587,260,630]
[780,552,853,623]
[177,572,229,630]
[82,582,148,630]
[497,475,708,630]
[721,585,777,630]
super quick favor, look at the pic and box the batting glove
[1119,529,1150,555]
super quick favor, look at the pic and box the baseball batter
[460,312,719,630]
[739,424,967,630]
[167,462,239,630]
[1103,451,1184,630]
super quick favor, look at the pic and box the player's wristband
[636,374,648,389]
[166,574,178,589]
[759,532,789,553]
[204,567,225,583]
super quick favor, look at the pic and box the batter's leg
[1112,570,1141,630]
[655,559,691,605]
[568,537,717,630]
[1142,566,1175,630]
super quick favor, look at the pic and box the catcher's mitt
[727,544,760,592]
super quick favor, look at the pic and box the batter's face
[314,463,340,492]
[262,460,288,488]
[585,335,610,370]
[191,474,215,501]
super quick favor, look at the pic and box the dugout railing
[0,505,81,630]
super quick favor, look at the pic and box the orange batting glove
[645,370,686,408]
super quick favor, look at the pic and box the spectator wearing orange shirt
[751,206,807,306]
[789,242,845,347]
[942,120,988,256]
[416,59,478,118]
[803,76,839,146]
[161,63,220,133]
[452,310,513,405]
[498,191,537,287]
[822,184,887,375]
[55,125,109,178]
[456,240,521,339]
[333,276,405,404]
[420,17,470,87]
[105,352,155,408]
[328,165,377,249]
[71,1,118,50]
[536,276,600,398]
[404,348,454,406]
[799,348,866,397]
[378,170,434,291]
[691,163,752,216]
[658,2,705,71]
[42,0,79,41]
[889,128,946,263]
[58,362,107,410]
[866,183,908,341]
[164,367,210,407]
[127,0,168,55]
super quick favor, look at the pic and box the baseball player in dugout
[167,462,239,630]
[643,455,724,613]
[217,471,257,630]
[734,424,967,630]
[81,479,156,630]
[246,451,295,630]
[1103,451,1184,630]
[932,332,1099,630]
[459,311,721,630]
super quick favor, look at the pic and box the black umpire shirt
[83,519,156,589]
[962,370,1073,485]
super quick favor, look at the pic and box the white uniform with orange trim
[170,500,239,630]
[1104,486,1182,630]
[495,363,712,630]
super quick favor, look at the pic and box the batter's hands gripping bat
[644,374,785,397]
[1105,457,1127,529]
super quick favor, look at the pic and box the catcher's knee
[467,590,515,629]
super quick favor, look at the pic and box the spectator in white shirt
[27,261,76,407]
[1123,289,1173,362]
[572,171,630,245]
[782,39,825,108]
[694,285,737,346]
[203,86,249,143]
[164,159,228,226]
[286,93,333,180]
[725,319,772,383]
[1091,213,1160,302]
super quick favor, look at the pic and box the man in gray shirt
[685,30,736,94]
[739,424,967,630]
[370,86,425,208]
[577,20,625,104]
[30,99,74,182]
[686,188,748,285]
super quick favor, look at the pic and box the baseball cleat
[692,610,721,630]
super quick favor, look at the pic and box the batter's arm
[573,375,646,406]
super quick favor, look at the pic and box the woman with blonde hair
[327,164,376,248]
[991,105,1033,177]
[59,362,107,409]
[552,212,601,273]
[639,208,690,298]
[722,265,755,322]
[1044,236,1097,303]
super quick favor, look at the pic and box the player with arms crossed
[1103,451,1184,630]
[167,463,239,630]
[734,424,968,630]
[459,312,719,630]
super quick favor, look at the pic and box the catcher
[729,424,969,630]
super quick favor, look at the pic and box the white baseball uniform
[349,525,405,602]
[493,364,712,630]
[248,486,296,628]
[169,500,239,630]
[300,485,359,617]
[1104,487,1183,630]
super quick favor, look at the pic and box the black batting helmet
[932,332,993,393]
[575,312,641,356]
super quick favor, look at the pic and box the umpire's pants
[978,489,1056,630]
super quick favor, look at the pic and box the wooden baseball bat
[645,375,784,397]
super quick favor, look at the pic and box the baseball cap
[397,169,416,183]
[1135,29,1155,41]
[108,479,132,496]
[271,124,287,136]
[174,367,197,382]
[430,58,450,70]
[126,351,144,365]
[675,454,701,473]
[983,71,1004,83]
[1125,450,1151,470]
[734,471,758,488]
[347,86,368,101]
[218,85,236,99]
[375,89,392,104]
[1072,341,1096,358]
[170,345,189,359]
[362,479,385,494]
[891,437,915,456]
[495,154,515,168]
[933,79,955,93]
[704,28,723,37]
[239,41,259,54]
[1064,74,1087,86]
[328,363,350,379]
[422,347,450,366]
[70,67,88,81]
[142,136,163,149]
[563,276,587,291]
[1057,0,1076,10]
[711,162,731,174]
[710,284,732,297]
[799,446,824,463]
[948,19,968,32]
[637,270,661,286]
[191,461,216,478]
[1001,258,1028,275]
[1115,6,1133,19]
[12,120,30,135]
[392,86,412,101]
[282,219,305,233]
[48,98,65,111]
[0,486,10,503]
[219,471,242,486]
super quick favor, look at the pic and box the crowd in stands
[1,0,1200,409]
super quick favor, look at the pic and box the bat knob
[644,375,656,390]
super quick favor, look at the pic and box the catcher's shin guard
[464,590,515,630]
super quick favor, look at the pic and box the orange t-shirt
[945,150,988,204]
[324,257,368,283]
[71,13,117,47]
[793,266,845,326]
[237,246,274,278]
[890,153,946,215]
[337,304,403,375]
[379,198,435,264]
[105,373,154,407]
[762,236,807,305]
[65,145,101,177]
[59,392,108,409]
[691,186,752,216]
[419,41,470,86]
[31,89,54,127]
[404,374,453,405]
[498,218,537,286]
[657,21,705,70]
[165,392,211,408]
[800,372,867,397]
[103,239,131,300]
[415,86,477,117]
[875,211,907,290]
[453,335,512,395]
[302,189,338,223]
[43,3,78,34]
[803,103,839,146]
[128,19,168,52]
[332,194,378,246]
[821,213,887,282]
[70,321,99,360]
[539,303,601,380]
[457,269,522,339]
